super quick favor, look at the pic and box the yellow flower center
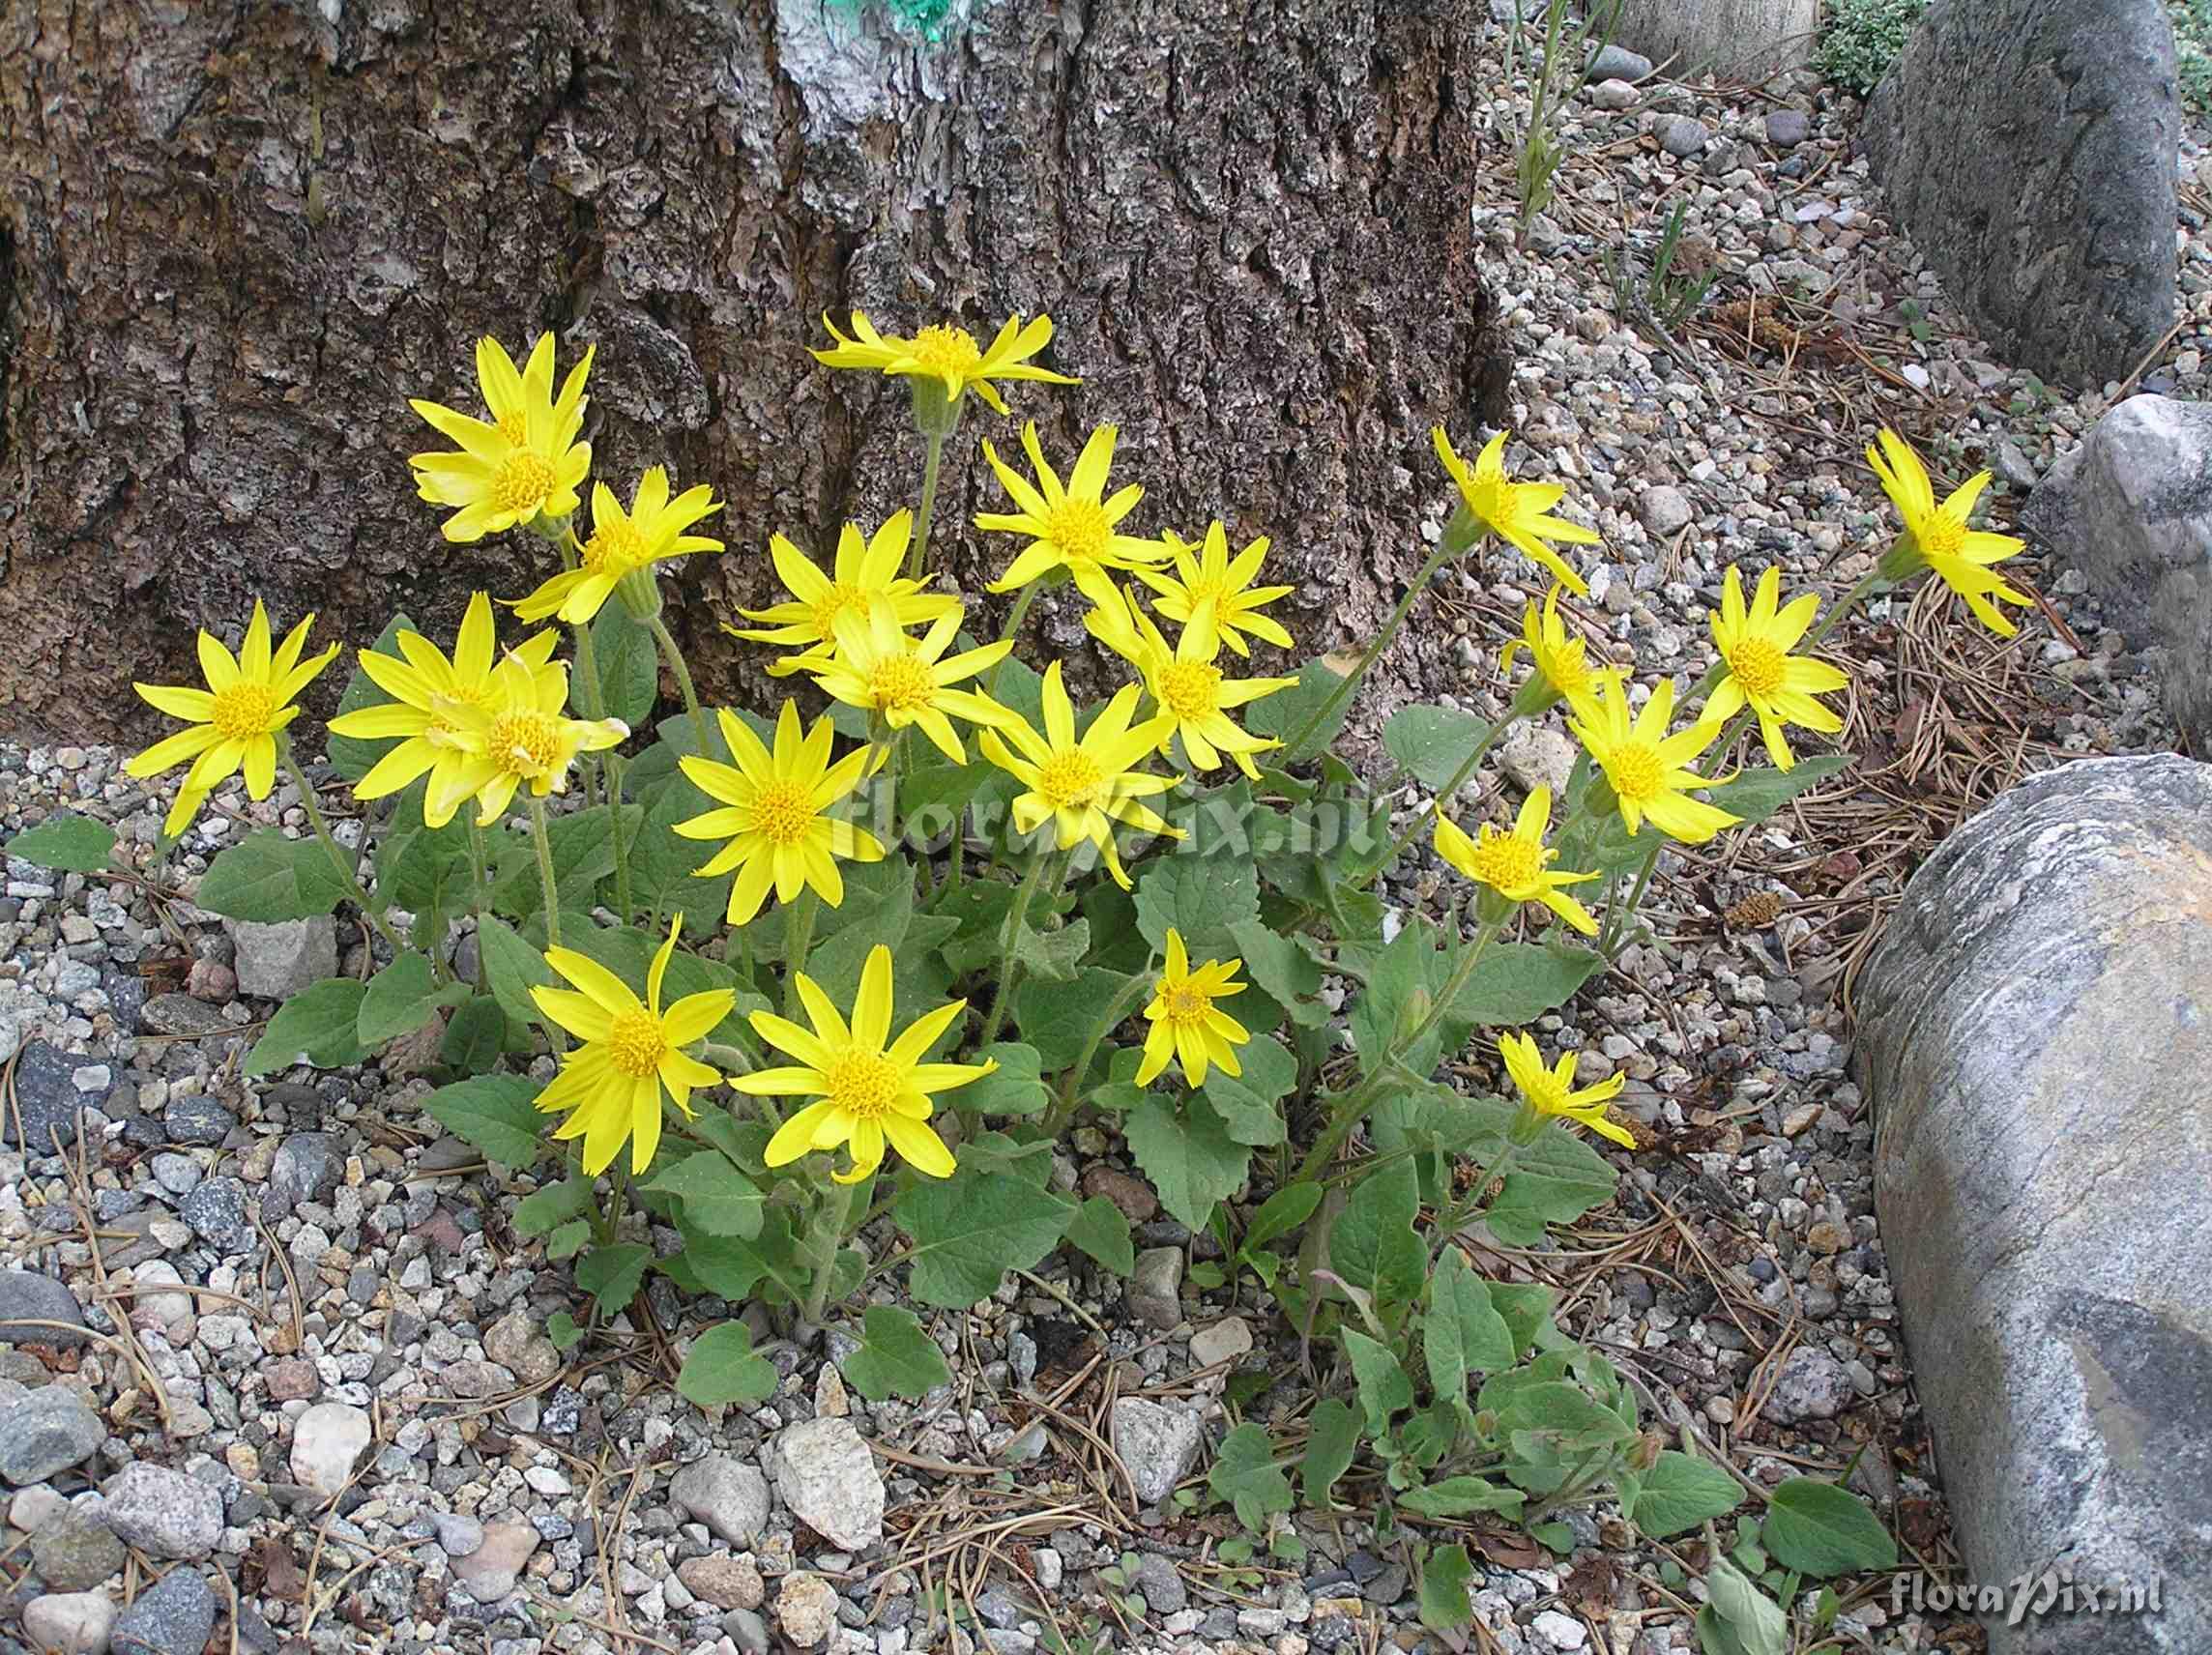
[1727,636,1787,698]
[606,1008,668,1079]
[581,515,649,577]
[809,581,869,641]
[1520,1067,1572,1117]
[909,325,982,379]
[1184,573,1234,610]
[1913,513,1965,562]
[867,652,937,713]
[497,412,529,446]
[1156,660,1222,721]
[1468,830,1544,893]
[491,450,556,516]
[1467,475,1520,531]
[488,710,566,781]
[1540,639,1589,700]
[210,682,276,740]
[1608,740,1665,803]
[746,778,817,846]
[826,1050,900,1122]
[1046,497,1113,566]
[1160,982,1211,1027]
[1036,748,1105,810]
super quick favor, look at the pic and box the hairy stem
[279,741,406,962]
[905,429,948,584]
[646,612,713,758]
[526,794,563,952]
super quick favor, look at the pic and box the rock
[2021,396,2212,746]
[667,1455,771,1548]
[184,958,235,1002]
[1613,0,1814,80]
[1859,754,2212,1655]
[266,1133,342,1217]
[176,1178,251,1252]
[1584,43,1652,82]
[32,1502,126,1591]
[22,1587,117,1654]
[0,1389,106,1485]
[289,1402,371,1497]
[0,1272,88,1349]
[127,1263,191,1333]
[1533,1609,1589,1650]
[1137,1553,1187,1615]
[1863,0,2177,389]
[1994,438,2041,491]
[775,1572,839,1649]
[771,1418,885,1551]
[1188,1316,1254,1371]
[434,1513,484,1556]
[137,995,230,1038]
[1649,116,1707,160]
[3,1042,97,1151]
[678,1553,766,1611]
[812,1361,848,1419]
[1128,1246,1184,1330]
[1587,77,1640,110]
[451,1520,538,1604]
[1079,1165,1158,1224]
[1761,107,1810,146]
[1762,1348,1854,1424]
[162,1097,233,1147]
[725,1606,771,1654]
[1637,484,1694,537]
[147,1155,201,1197]
[13,1485,67,1531]
[223,915,336,1002]
[1109,1399,1206,1505]
[110,1568,214,1655]
[481,1307,563,1386]
[263,1359,320,1403]
[99,1465,222,1559]
[1499,726,1576,798]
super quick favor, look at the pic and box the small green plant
[1604,200,1717,335]
[1814,0,1928,98]
[2179,0,2212,107]
[1502,0,1624,245]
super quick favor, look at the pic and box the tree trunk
[0,0,1511,744]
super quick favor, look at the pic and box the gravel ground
[0,33,2196,1655]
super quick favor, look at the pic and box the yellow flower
[1134,928,1251,1088]
[1433,427,1602,596]
[742,944,995,1184]
[977,662,1183,890]
[1499,1031,1634,1148]
[1704,566,1849,771]
[803,604,1013,765]
[1866,428,2033,637]
[976,423,1170,606]
[673,704,887,924]
[812,310,1080,415]
[1500,584,1615,720]
[1568,676,1739,845]
[409,335,594,542]
[1087,588,1297,779]
[327,593,560,807]
[126,600,340,837]
[724,511,960,677]
[423,652,627,828]
[1133,522,1295,660]
[531,915,735,1176]
[512,469,724,624]
[1434,787,1599,937]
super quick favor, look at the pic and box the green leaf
[546,1220,592,1260]
[1012,915,1091,983]
[1484,1122,1620,1248]
[1329,1156,1425,1309]
[327,612,414,783]
[1426,1249,1515,1406]
[592,601,659,726]
[1631,1450,1745,1540]
[1246,657,1352,763]
[1713,755,1851,828]
[1491,1379,1637,1457]
[1063,1195,1135,1276]
[645,1150,766,1239]
[626,766,738,924]
[197,829,351,922]
[513,1177,596,1238]
[1761,1478,1897,1578]
[1342,1327,1413,1434]
[478,915,555,1029]
[1014,969,1135,1070]
[245,978,369,1075]
[1242,1182,1323,1256]
[1382,704,1494,791]
[1135,856,1260,960]
[680,1210,810,1307]
[1446,941,1604,1030]
[1228,918,1327,1028]
[5,814,115,874]
[1199,1033,1295,1147]
[961,1043,1050,1119]
[424,1074,546,1169]
[440,997,509,1073]
[1397,1476,1526,1520]
[546,1311,585,1351]
[357,952,470,1045]
[1699,1554,1789,1655]
[1416,1543,1475,1634]
[1488,1282,1557,1357]
[1123,1095,1251,1233]
[677,1321,779,1408]
[576,1243,652,1318]
[896,1170,1076,1310]
[842,1305,952,1403]
[388,816,473,913]
[491,805,633,919]
[1208,1422,1294,1529]
[1301,1398,1360,1509]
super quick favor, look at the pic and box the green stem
[1360,708,1523,891]
[782,887,821,1017]
[1429,1145,1521,1261]
[569,616,605,812]
[1598,841,1662,961]
[278,741,406,961]
[466,820,492,988]
[1282,535,1465,763]
[904,428,948,584]
[978,844,1053,1051]
[985,580,1041,698]
[526,794,563,951]
[801,1178,857,1328]
[646,612,713,758]
[1044,957,1158,1133]
[605,749,632,926]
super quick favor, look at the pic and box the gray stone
[1761,1348,1853,1424]
[0,1389,105,1485]
[21,1587,117,1654]
[434,1512,484,1556]
[177,1178,251,1252]
[223,915,336,1002]
[1109,1399,1206,1505]
[109,1567,215,1655]
[667,1454,771,1548]
[0,1272,88,1349]
[1994,438,2041,491]
[1188,1316,1254,1371]
[1761,107,1810,146]
[289,1402,371,1497]
[1863,0,2178,389]
[450,1520,538,1604]
[482,1307,563,1386]
[1859,754,2212,1655]
[136,995,229,1039]
[1499,726,1576,798]
[147,1155,201,1197]
[98,1465,222,1559]
[724,1605,771,1655]
[1613,0,1813,80]
[1128,1246,1183,1330]
[2021,395,2212,747]
[1639,484,1694,537]
[1587,77,1640,110]
[1137,1553,1187,1615]
[3,1042,91,1151]
[771,1417,885,1551]
[31,1502,126,1591]
[162,1097,233,1147]
[1584,43,1652,82]
[1649,115,1707,160]
[775,1571,838,1649]
[266,1133,342,1216]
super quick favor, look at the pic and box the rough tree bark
[0,0,1511,744]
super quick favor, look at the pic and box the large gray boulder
[1858,755,2212,1655]
[2020,393,2212,748]
[1863,0,2178,390]
[1611,0,1815,83]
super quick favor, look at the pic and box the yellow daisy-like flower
[511,468,724,624]
[1433,427,1602,597]
[327,592,561,807]
[803,604,1014,766]
[1134,928,1251,1089]
[977,662,1183,890]
[1568,676,1739,845]
[1434,787,1599,937]
[1499,1031,1634,1148]
[1133,522,1295,660]
[531,915,736,1176]
[408,334,595,542]
[126,600,340,837]
[812,310,1080,415]
[673,703,887,925]
[1500,584,1615,721]
[1866,428,2033,638]
[742,944,995,1185]
[423,653,627,828]
[976,423,1171,606]
[723,511,960,677]
[1704,566,1849,772]
[1087,588,1297,779]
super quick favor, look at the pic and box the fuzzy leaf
[1063,1195,1135,1276]
[576,1243,653,1318]
[1329,1155,1426,1310]
[245,978,369,1075]
[1417,1543,1475,1634]
[197,829,351,922]
[1382,704,1494,792]
[1135,855,1259,960]
[1342,1327,1414,1435]
[1426,1248,1516,1406]
[1301,1397,1361,1509]
[478,915,555,1029]
[843,1305,952,1402]
[677,1321,779,1408]
[357,952,471,1045]
[1713,755,1852,828]
[423,1074,546,1169]
[1484,1123,1620,1248]
[592,601,659,726]
[1397,1476,1526,1520]
[961,1043,1050,1119]
[896,1170,1074,1310]
[1208,1422,1295,1530]
[1123,1094,1250,1232]
[4,814,116,874]
[645,1150,766,1239]
[1199,1033,1295,1147]
[1228,918,1328,1027]
[1761,1478,1897,1577]
[1630,1450,1745,1541]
